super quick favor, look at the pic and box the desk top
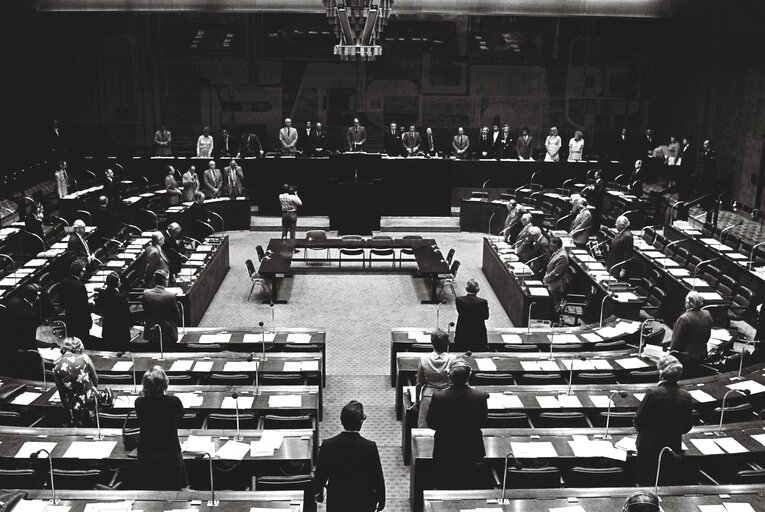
[15,490,303,512]
[175,328,325,349]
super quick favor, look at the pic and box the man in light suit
[153,125,172,156]
[543,236,571,315]
[313,400,385,512]
[203,160,223,199]
[142,269,179,348]
[454,279,489,352]
[383,122,400,156]
[424,127,437,156]
[309,122,328,156]
[451,127,469,159]
[510,212,532,245]
[143,231,170,288]
[401,125,421,156]
[568,197,592,247]
[347,117,367,152]
[67,219,96,268]
[279,118,298,155]
[426,359,489,489]
[223,159,244,197]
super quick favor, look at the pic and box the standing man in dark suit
[454,279,489,352]
[426,359,489,489]
[669,291,712,378]
[94,196,118,238]
[490,124,501,155]
[634,354,692,486]
[309,122,327,156]
[347,117,367,152]
[543,236,571,316]
[189,192,210,225]
[163,223,187,279]
[143,232,170,288]
[676,137,696,207]
[142,269,179,349]
[60,260,93,344]
[238,128,264,158]
[223,159,244,198]
[613,127,632,162]
[313,400,385,512]
[516,127,533,160]
[477,126,493,158]
[401,124,421,157]
[1,284,41,377]
[382,122,400,156]
[67,219,97,268]
[607,215,634,279]
[103,168,120,202]
[217,129,235,158]
[519,227,550,278]
[298,121,314,154]
[49,119,65,159]
[95,272,132,350]
[496,124,515,159]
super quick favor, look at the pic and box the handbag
[122,409,140,452]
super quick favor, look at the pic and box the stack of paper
[12,392,41,406]
[174,392,204,408]
[568,440,626,461]
[223,361,258,372]
[510,442,558,458]
[243,333,277,343]
[169,360,194,372]
[268,394,302,407]
[200,333,232,344]
[475,358,497,371]
[501,334,523,344]
[250,431,285,456]
[536,396,561,408]
[689,389,715,403]
[63,441,117,459]
[614,357,649,369]
[727,380,765,395]
[215,440,250,460]
[286,333,312,343]
[184,435,216,454]
[487,393,523,409]
[551,334,580,344]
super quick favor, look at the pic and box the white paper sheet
[690,438,725,455]
[15,441,57,459]
[557,394,582,407]
[581,332,603,343]
[113,395,138,408]
[184,435,214,453]
[723,503,756,512]
[591,359,613,370]
[62,441,117,459]
[174,392,204,408]
[268,395,302,408]
[243,333,276,343]
[82,502,133,512]
[589,395,615,408]
[111,361,133,372]
[614,436,637,452]
[501,334,523,344]
[300,360,319,371]
[549,507,586,512]
[475,358,497,371]
[714,437,748,454]
[689,389,716,403]
[221,396,255,409]
[215,440,250,460]
[259,431,285,449]
[223,361,258,372]
[12,391,41,405]
[614,357,648,369]
[520,361,541,371]
[169,360,194,372]
[510,442,558,458]
[536,396,560,408]
[249,441,275,457]
[538,360,560,371]
[286,333,312,343]
[633,393,645,401]
[192,361,214,372]
[727,380,765,395]
[11,500,54,512]
[283,361,302,371]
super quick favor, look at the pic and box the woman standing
[544,127,561,162]
[53,337,109,427]
[135,366,188,490]
[415,330,455,428]
[54,160,70,198]
[568,131,584,161]
[196,127,214,158]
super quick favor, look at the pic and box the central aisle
[200,230,514,512]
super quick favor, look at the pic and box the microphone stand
[94,397,104,440]
[202,452,219,506]
[638,318,663,355]
[734,340,758,380]
[498,451,521,504]
[31,449,58,504]
[654,446,676,494]
[749,240,765,270]
[154,324,164,360]
[718,389,751,434]
[600,292,617,327]
[232,392,242,441]
[608,258,632,280]
[692,258,719,290]
[601,390,628,439]
[566,355,586,395]
[527,302,536,333]
[521,254,546,286]
[25,349,48,391]
[546,329,556,360]
[487,207,502,235]
[0,254,16,285]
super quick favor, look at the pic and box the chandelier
[323,0,393,61]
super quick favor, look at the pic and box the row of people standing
[163,160,244,204]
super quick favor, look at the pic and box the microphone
[201,452,219,506]
[566,355,586,395]
[719,221,743,241]
[718,389,751,434]
[447,321,455,334]
[589,239,609,257]
[527,302,537,334]
[600,292,618,327]
[258,321,267,362]
[735,340,758,380]
[178,302,186,334]
[436,301,445,329]
[487,207,502,235]
[116,351,136,393]
[692,257,719,290]
[561,178,574,190]
[521,254,546,286]
[31,449,58,504]
[94,394,104,440]
[654,446,676,494]
[638,318,663,354]
[609,257,632,278]
[482,177,491,189]
[232,392,242,441]
[153,324,164,361]
[546,328,556,361]
[555,212,574,229]
[749,240,765,270]
[498,451,523,504]
[529,172,539,188]
[247,352,260,395]
[621,210,638,219]
[602,389,628,439]
[640,225,662,246]
[270,302,276,335]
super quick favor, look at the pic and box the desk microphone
[749,240,765,270]
[498,451,522,504]
[609,258,632,279]
[529,171,539,188]
[116,351,136,393]
[735,340,759,380]
[692,258,719,290]
[566,355,586,395]
[654,446,676,494]
[201,452,219,506]
[718,389,750,434]
[153,324,164,361]
[94,396,104,441]
[488,207,502,235]
[602,390,628,439]
[546,328,556,361]
[247,352,260,395]
[555,212,574,229]
[231,392,242,441]
[447,322,455,334]
[30,449,57,504]
[638,318,663,354]
[258,321,267,362]
[600,292,618,327]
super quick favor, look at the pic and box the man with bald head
[162,222,187,279]
[607,215,633,278]
[143,231,170,288]
[347,117,366,152]
[94,195,118,237]
[454,279,489,353]
[513,213,533,245]
[451,127,469,159]
[518,226,550,276]
[569,197,592,247]
[279,118,298,154]
[67,219,96,266]
[203,160,222,199]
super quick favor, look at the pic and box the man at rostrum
[383,122,400,156]
[426,358,489,489]
[347,117,367,152]
[454,279,489,352]
[313,400,385,512]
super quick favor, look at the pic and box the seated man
[142,269,179,349]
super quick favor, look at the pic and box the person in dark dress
[453,279,489,352]
[135,366,188,490]
[426,358,489,489]
[59,260,92,344]
[95,272,132,350]
[633,354,692,486]
[313,401,385,512]
[1,284,41,378]
[53,337,110,427]
[607,215,634,279]
[669,291,712,378]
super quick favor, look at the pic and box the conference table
[13,490,304,512]
[166,196,251,232]
[0,426,312,491]
[257,238,451,304]
[389,317,644,386]
[423,486,765,512]
[411,420,765,512]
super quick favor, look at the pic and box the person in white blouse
[196,127,214,158]
[415,330,455,428]
[55,160,70,198]
[544,126,561,162]
[568,130,584,162]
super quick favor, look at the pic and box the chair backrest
[255,245,266,261]
[168,374,196,385]
[506,467,561,489]
[733,469,765,484]
[97,374,133,384]
[99,412,137,429]
[245,259,256,278]
[713,402,753,423]
[342,235,363,240]
[372,235,392,240]
[627,369,659,383]
[674,246,690,264]
[306,230,327,241]
[597,411,635,427]
[537,411,590,428]
[724,234,741,250]
[0,410,25,426]
[471,372,515,385]
[207,412,258,429]
[485,411,532,428]
[403,235,423,240]
[50,469,102,489]
[0,468,42,489]
[183,343,223,352]
[717,275,736,296]
[449,260,460,277]
[445,248,456,265]
[566,466,627,487]
[177,412,204,429]
[208,373,252,385]
[260,373,306,385]
[502,343,538,352]
[592,340,627,351]
[575,372,617,384]
[686,255,703,272]
[262,414,313,429]
[517,373,565,385]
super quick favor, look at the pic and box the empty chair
[516,373,565,385]
[700,265,722,286]
[206,412,258,430]
[245,259,270,301]
[445,248,456,266]
[177,412,204,429]
[183,343,223,352]
[255,245,266,262]
[99,412,137,428]
[641,227,656,245]
[368,235,396,267]
[536,412,592,428]
[640,288,665,320]
[729,286,754,321]
[502,344,538,352]
[168,374,196,385]
[254,474,315,512]
[97,374,133,384]
[712,402,753,424]
[592,340,627,351]
[0,410,26,426]
[566,467,627,487]
[260,414,314,430]
[701,222,714,238]
[437,260,460,300]
[338,235,365,269]
[0,468,42,489]
[685,255,703,275]
[304,230,329,261]
[550,342,584,352]
[733,468,765,484]
[485,411,533,428]
[717,275,737,299]
[471,372,515,385]
[260,373,306,385]
[673,246,690,265]
[398,235,423,266]
[503,466,561,489]
[207,373,252,385]
[724,234,741,251]
[596,410,635,427]
[575,372,617,385]
[629,277,654,300]
[653,234,667,251]
[627,369,660,383]
[49,469,105,489]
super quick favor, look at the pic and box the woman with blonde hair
[53,337,110,427]
[544,126,561,162]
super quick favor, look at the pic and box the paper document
[557,394,582,408]
[714,437,748,454]
[568,440,626,461]
[581,332,602,343]
[520,361,541,371]
[215,440,250,460]
[501,334,523,344]
[82,502,133,512]
[223,361,258,372]
[300,360,319,371]
[268,394,302,408]
[283,361,302,371]
[614,436,637,452]
[550,506,587,512]
[11,501,57,512]
[169,360,194,372]
[633,393,645,401]
[591,359,613,370]
[243,333,276,343]
[286,333,312,343]
[727,380,765,395]
[536,396,560,408]
[113,395,138,408]
[63,441,117,459]
[722,503,756,512]
[12,391,41,405]
[552,334,580,344]
[184,435,214,454]
[614,358,648,369]
[510,442,558,458]
[173,392,203,408]
[589,396,615,408]
[538,360,560,371]
[475,358,497,371]
[689,389,715,403]
[259,430,285,449]
[15,441,57,459]
[199,333,231,344]
[111,361,133,372]
[249,441,275,457]
[221,395,255,409]
[527,287,549,297]
[690,438,725,455]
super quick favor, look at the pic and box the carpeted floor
[199,229,513,512]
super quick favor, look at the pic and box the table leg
[420,274,440,304]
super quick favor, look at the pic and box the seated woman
[53,337,111,427]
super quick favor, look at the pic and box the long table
[13,490,304,512]
[257,238,451,304]
[423,486,765,512]
[411,420,765,512]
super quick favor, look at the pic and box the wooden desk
[481,237,553,326]
[423,486,765,512]
[257,238,451,304]
[167,196,251,232]
[411,421,765,512]
[18,490,303,512]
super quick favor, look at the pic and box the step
[250,216,330,231]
